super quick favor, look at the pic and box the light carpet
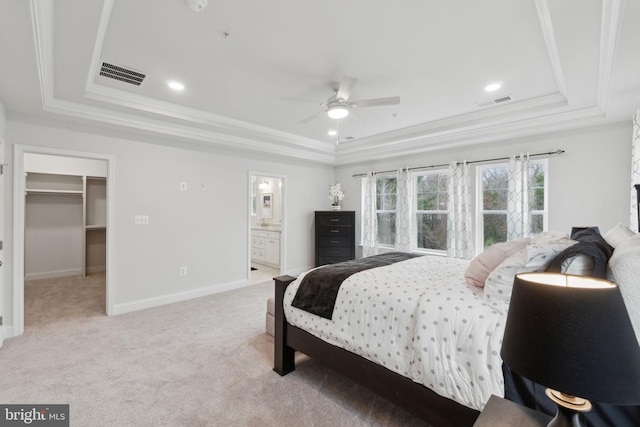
[0,274,429,426]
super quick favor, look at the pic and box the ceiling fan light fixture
[328,105,349,119]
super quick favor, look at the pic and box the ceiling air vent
[476,95,512,108]
[99,62,146,86]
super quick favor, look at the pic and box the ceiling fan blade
[298,110,326,124]
[350,96,400,108]
[335,76,358,101]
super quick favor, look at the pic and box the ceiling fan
[297,76,400,124]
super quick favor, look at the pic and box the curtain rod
[351,149,565,178]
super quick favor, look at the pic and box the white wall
[336,121,634,251]
[0,101,5,346]
[2,119,334,331]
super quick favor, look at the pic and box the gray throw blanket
[545,228,613,278]
[291,252,423,319]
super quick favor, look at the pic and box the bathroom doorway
[248,172,286,284]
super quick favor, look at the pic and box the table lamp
[501,272,640,427]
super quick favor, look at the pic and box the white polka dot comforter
[283,255,506,411]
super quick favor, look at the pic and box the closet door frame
[12,145,115,337]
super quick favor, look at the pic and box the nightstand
[473,395,552,426]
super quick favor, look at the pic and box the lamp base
[545,389,592,427]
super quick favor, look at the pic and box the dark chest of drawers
[315,210,355,267]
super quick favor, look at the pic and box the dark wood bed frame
[273,275,480,427]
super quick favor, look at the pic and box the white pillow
[484,239,576,313]
[464,238,530,288]
[608,233,640,345]
[604,223,635,248]
[530,231,570,245]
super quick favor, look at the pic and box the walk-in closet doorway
[13,145,115,336]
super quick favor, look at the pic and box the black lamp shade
[501,273,640,405]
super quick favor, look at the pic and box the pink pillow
[464,238,530,287]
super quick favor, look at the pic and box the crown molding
[336,107,605,165]
[83,82,332,154]
[43,97,337,164]
[597,0,624,111]
[340,92,569,149]
[534,0,566,97]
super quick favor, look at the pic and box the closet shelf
[26,189,84,195]
[85,225,106,230]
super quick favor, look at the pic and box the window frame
[374,174,398,249]
[475,159,548,254]
[412,169,449,255]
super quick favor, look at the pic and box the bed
[273,226,640,427]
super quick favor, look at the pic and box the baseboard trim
[0,325,15,345]
[112,279,250,315]
[86,265,106,274]
[25,268,83,282]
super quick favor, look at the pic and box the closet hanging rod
[351,149,564,178]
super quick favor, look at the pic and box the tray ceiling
[0,0,638,164]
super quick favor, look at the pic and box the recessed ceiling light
[484,82,502,92]
[328,130,337,136]
[168,81,185,91]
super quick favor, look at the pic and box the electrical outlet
[201,184,207,191]
[180,266,188,276]
[134,215,149,225]
[180,182,188,191]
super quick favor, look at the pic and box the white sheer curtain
[362,172,379,257]
[395,168,413,252]
[447,161,473,259]
[507,153,531,240]
[631,110,640,232]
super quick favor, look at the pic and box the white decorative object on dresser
[251,228,280,267]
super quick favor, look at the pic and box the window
[477,160,547,249]
[529,162,546,234]
[414,171,449,251]
[376,175,397,246]
[479,166,509,247]
[361,159,548,254]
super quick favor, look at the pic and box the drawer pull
[330,219,340,222]
[331,240,340,243]
[331,229,339,233]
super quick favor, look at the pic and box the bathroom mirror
[261,193,273,218]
